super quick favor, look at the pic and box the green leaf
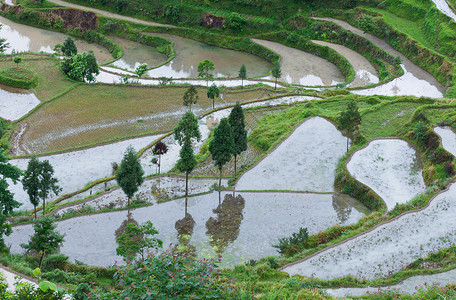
[33,267,40,277]
[39,280,57,292]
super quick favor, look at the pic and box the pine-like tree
[228,103,248,177]
[207,83,220,109]
[116,146,145,206]
[239,64,247,89]
[209,118,235,188]
[338,100,362,151]
[271,61,282,90]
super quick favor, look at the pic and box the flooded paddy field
[347,139,426,210]
[236,117,347,192]
[6,191,368,267]
[0,84,40,121]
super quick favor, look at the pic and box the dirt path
[48,0,175,28]
[313,17,445,93]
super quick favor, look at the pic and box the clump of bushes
[273,227,309,256]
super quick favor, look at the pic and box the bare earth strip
[48,0,174,27]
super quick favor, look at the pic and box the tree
[0,26,10,54]
[116,146,145,206]
[227,12,246,32]
[22,157,41,219]
[271,61,282,90]
[174,111,201,196]
[206,83,220,109]
[60,51,99,82]
[21,217,65,268]
[116,221,163,262]
[228,103,248,177]
[13,56,21,67]
[0,152,22,253]
[239,64,247,89]
[61,37,77,57]
[338,100,362,151]
[152,141,168,174]
[21,158,61,216]
[183,86,199,111]
[209,118,235,188]
[135,63,147,78]
[174,111,201,146]
[197,59,215,86]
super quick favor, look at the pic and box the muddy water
[0,16,112,63]
[314,17,445,96]
[252,39,345,86]
[347,139,426,210]
[0,84,40,121]
[311,40,379,87]
[236,117,347,192]
[144,33,272,78]
[108,36,168,71]
[6,191,368,267]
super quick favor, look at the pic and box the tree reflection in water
[206,193,245,255]
[332,193,353,223]
[175,197,196,255]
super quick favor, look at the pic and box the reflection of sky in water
[6,191,368,268]
[0,87,40,121]
[353,65,443,98]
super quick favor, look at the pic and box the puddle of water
[0,16,112,63]
[327,268,456,297]
[434,126,456,157]
[144,33,272,78]
[8,135,159,210]
[236,117,347,192]
[282,182,456,280]
[6,191,368,267]
[432,0,456,22]
[312,40,379,87]
[0,84,40,121]
[347,139,426,211]
[108,35,168,71]
[352,65,443,98]
[252,39,345,86]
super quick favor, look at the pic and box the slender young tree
[174,111,201,196]
[116,146,145,206]
[174,111,201,146]
[152,141,168,174]
[271,61,282,90]
[228,103,248,177]
[21,216,65,268]
[209,118,235,189]
[39,160,61,215]
[197,59,215,86]
[239,64,247,89]
[183,86,199,112]
[207,83,220,109]
[338,100,362,151]
[22,157,41,219]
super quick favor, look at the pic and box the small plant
[13,56,22,67]
[273,227,309,256]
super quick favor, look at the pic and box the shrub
[272,227,309,256]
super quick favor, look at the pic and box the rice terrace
[1,0,456,298]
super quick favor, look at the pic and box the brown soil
[201,13,225,29]
[45,8,98,31]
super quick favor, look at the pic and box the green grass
[361,101,424,140]
[365,8,432,49]
[0,55,75,100]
